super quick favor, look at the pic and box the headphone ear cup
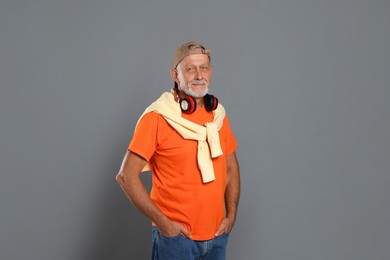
[204,94,219,112]
[180,95,197,114]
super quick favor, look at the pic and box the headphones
[179,94,219,114]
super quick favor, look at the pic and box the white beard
[178,79,210,98]
[183,85,209,98]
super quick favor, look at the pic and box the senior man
[117,41,240,260]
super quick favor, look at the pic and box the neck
[194,97,204,108]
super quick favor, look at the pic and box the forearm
[225,152,240,222]
[117,173,169,227]
[116,151,169,227]
[116,151,191,237]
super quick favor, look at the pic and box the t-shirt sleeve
[223,115,238,156]
[128,112,160,161]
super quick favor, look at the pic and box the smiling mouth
[190,81,207,87]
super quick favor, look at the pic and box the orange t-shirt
[128,106,237,240]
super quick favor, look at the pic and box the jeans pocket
[156,231,189,259]
[217,232,230,245]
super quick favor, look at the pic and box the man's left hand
[215,217,235,237]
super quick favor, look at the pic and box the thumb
[215,224,225,237]
[180,227,192,239]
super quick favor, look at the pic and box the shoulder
[222,113,232,126]
[138,111,165,124]
[142,111,161,120]
[137,111,172,132]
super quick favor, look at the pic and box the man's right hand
[158,220,192,239]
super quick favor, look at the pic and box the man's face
[176,53,212,98]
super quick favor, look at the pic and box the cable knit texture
[135,90,225,183]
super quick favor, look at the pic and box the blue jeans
[151,226,229,260]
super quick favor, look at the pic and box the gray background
[1,0,389,259]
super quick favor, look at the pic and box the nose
[194,68,203,80]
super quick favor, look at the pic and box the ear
[170,68,179,83]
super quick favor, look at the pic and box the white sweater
[135,90,226,183]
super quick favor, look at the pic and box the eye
[200,66,209,72]
[187,67,195,72]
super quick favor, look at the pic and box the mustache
[189,80,208,86]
